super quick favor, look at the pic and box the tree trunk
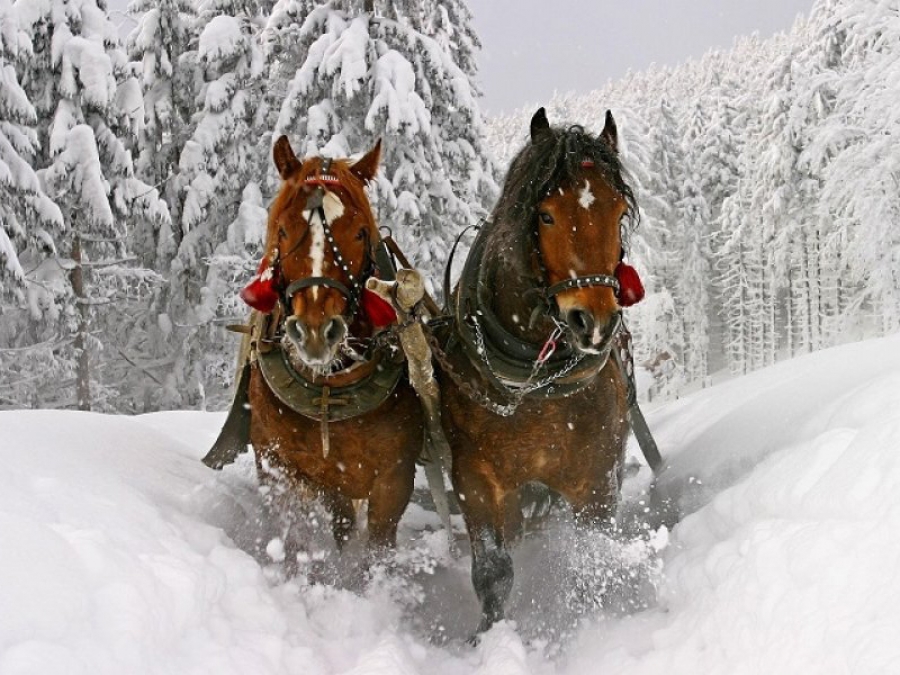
[71,235,91,411]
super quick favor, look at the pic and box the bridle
[531,161,625,323]
[274,159,374,319]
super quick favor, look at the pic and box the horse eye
[539,212,554,225]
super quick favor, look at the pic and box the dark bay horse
[437,108,639,632]
[236,137,424,566]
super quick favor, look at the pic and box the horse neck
[479,226,556,345]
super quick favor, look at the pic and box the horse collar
[453,226,615,402]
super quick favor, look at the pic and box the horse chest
[444,369,627,484]
[248,370,421,496]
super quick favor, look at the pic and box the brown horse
[241,137,423,567]
[437,108,639,632]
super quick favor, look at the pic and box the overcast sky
[469,0,817,114]
[107,0,817,115]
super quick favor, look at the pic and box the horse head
[528,107,637,354]
[266,136,382,370]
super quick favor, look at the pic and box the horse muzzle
[564,307,621,355]
[284,315,347,368]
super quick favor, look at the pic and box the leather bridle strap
[283,275,354,301]
[546,273,620,298]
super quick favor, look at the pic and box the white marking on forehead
[302,191,345,302]
[305,208,326,301]
[578,180,596,210]
[322,191,345,223]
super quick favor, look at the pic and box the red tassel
[615,261,644,307]
[240,257,280,313]
[361,288,397,327]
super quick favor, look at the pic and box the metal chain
[427,318,586,417]
[470,315,586,400]
[427,327,517,416]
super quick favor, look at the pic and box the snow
[198,15,246,64]
[3,333,900,674]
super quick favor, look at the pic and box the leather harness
[258,162,404,425]
[448,220,620,404]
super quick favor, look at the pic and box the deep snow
[3,332,900,674]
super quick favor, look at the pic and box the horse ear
[530,107,550,142]
[600,110,618,154]
[273,135,302,179]
[350,139,382,184]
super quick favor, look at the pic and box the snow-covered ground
[3,333,900,674]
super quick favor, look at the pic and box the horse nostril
[566,308,594,338]
[323,318,345,345]
[285,316,305,343]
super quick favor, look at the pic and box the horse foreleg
[366,461,415,553]
[322,490,356,550]
[454,460,514,634]
[568,464,622,531]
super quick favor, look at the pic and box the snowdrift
[3,333,900,674]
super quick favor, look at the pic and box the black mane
[493,124,638,236]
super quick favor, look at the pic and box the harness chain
[427,318,590,417]
[426,327,513,416]
[470,316,588,411]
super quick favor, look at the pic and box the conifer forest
[2,0,898,411]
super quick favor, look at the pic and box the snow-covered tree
[676,101,712,384]
[156,0,271,407]
[268,0,498,285]
[0,0,63,290]
[5,0,169,410]
[127,0,199,267]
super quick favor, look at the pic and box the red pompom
[615,261,644,307]
[361,288,397,327]
[240,257,280,313]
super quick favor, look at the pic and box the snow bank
[2,332,900,674]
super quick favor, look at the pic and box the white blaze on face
[303,192,345,301]
[304,209,326,300]
[578,179,596,210]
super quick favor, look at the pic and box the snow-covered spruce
[1,0,169,412]
[265,0,498,287]
[0,0,63,289]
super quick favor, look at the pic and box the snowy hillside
[3,332,900,674]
